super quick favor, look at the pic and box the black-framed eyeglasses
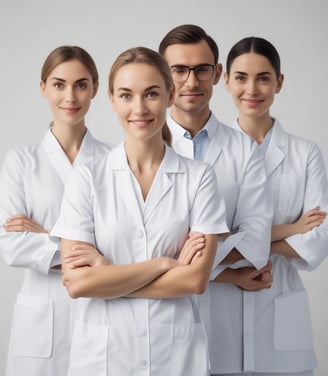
[170,64,216,83]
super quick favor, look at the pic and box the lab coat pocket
[274,289,313,351]
[11,293,53,357]
[69,321,108,376]
[151,323,208,375]
[277,173,304,216]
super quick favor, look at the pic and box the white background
[0,0,327,374]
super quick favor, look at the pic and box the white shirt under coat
[0,128,110,376]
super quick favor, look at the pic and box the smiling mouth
[61,107,81,113]
[129,119,154,127]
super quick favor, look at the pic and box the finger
[190,251,203,265]
[188,232,205,240]
[6,214,28,221]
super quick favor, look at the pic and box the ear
[92,81,99,99]
[167,84,175,107]
[275,73,284,93]
[213,63,223,85]
[40,80,47,98]
[223,72,230,91]
[108,90,116,110]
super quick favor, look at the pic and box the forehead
[164,40,215,66]
[48,59,91,81]
[113,63,165,90]
[230,52,275,73]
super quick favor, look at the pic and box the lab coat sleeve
[189,164,229,235]
[286,143,328,271]
[51,165,95,245]
[211,144,273,278]
[0,149,60,274]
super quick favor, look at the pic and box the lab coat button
[140,360,148,367]
[137,230,144,238]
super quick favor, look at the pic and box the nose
[65,86,77,102]
[134,97,148,115]
[246,79,258,95]
[185,69,199,85]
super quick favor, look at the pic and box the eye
[171,66,188,75]
[258,75,270,82]
[146,91,159,99]
[234,74,246,82]
[119,93,131,100]
[76,82,88,89]
[53,82,64,89]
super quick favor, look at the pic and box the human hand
[235,260,273,291]
[293,206,326,234]
[64,244,110,269]
[4,214,49,234]
[178,232,205,265]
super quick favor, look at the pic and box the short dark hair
[159,24,219,64]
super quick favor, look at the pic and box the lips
[129,119,154,128]
[60,107,81,114]
[242,98,264,105]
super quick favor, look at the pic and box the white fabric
[0,129,110,376]
[168,113,272,273]
[206,120,327,373]
[51,143,228,376]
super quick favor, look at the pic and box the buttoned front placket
[243,291,255,371]
[132,220,151,375]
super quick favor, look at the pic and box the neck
[124,136,165,174]
[51,122,87,163]
[170,105,211,138]
[237,114,273,144]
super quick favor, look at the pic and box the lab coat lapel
[143,146,176,224]
[41,128,96,185]
[265,121,287,178]
[73,130,97,168]
[41,129,73,185]
[204,125,224,166]
[111,144,145,226]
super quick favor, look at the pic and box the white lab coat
[0,128,110,376]
[51,143,229,376]
[206,119,328,373]
[168,113,272,273]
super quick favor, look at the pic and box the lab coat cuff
[235,238,269,270]
[285,234,313,271]
[211,231,246,270]
[51,227,95,246]
[40,235,60,274]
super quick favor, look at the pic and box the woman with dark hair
[0,45,110,376]
[52,46,228,376]
[210,36,328,376]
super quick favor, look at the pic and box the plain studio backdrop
[0,0,327,374]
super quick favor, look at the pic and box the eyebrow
[49,77,90,82]
[117,85,162,92]
[233,71,272,76]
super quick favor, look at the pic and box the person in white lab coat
[0,46,110,376]
[220,36,328,375]
[51,46,229,376]
[158,24,274,373]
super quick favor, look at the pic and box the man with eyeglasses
[159,24,273,376]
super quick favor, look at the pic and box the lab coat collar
[232,119,287,177]
[264,120,287,177]
[203,114,226,166]
[109,142,181,224]
[41,127,97,184]
[109,142,181,173]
